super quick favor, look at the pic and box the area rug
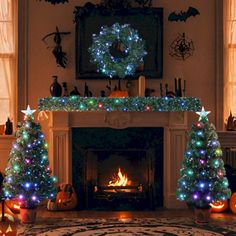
[16,217,236,236]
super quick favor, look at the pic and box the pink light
[200,159,205,164]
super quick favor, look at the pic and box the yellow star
[21,105,36,116]
[196,107,211,121]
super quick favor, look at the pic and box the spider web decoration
[169,33,194,60]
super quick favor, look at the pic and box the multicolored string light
[3,105,57,208]
[38,96,201,112]
[176,107,231,208]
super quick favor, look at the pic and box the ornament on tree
[3,105,57,210]
[176,107,231,209]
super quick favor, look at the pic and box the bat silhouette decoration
[168,6,200,22]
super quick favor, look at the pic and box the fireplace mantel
[48,111,188,209]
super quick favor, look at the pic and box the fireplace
[48,111,188,209]
[72,127,163,209]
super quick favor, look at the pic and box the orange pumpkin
[0,202,17,236]
[5,200,21,214]
[210,200,228,213]
[0,219,17,236]
[109,90,129,98]
[56,184,78,210]
[230,192,236,214]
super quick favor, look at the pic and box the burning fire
[108,168,131,187]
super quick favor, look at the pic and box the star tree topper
[196,106,211,121]
[21,105,36,117]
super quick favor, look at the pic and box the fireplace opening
[72,127,163,210]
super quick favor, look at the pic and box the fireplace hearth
[48,111,188,209]
[72,127,163,210]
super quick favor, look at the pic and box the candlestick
[160,83,163,97]
[138,75,145,97]
[178,78,182,97]
[183,80,186,96]
[174,78,177,95]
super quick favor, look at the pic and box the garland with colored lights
[38,97,201,112]
[88,23,147,78]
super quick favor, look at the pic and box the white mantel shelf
[48,111,189,209]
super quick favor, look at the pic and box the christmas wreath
[88,23,147,78]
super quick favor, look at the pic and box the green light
[13,165,19,171]
[223,180,229,187]
[115,99,120,104]
[214,159,220,168]
[196,141,202,147]
[187,169,193,175]
[79,104,85,110]
[215,148,222,156]
[52,177,57,182]
[88,99,94,105]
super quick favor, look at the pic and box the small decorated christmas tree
[176,107,231,208]
[3,106,57,209]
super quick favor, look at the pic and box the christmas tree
[176,107,231,208]
[3,106,57,209]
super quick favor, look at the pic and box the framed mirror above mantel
[74,5,163,80]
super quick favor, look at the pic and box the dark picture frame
[75,6,163,79]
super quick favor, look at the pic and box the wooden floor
[37,207,236,221]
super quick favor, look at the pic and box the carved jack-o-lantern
[230,192,236,214]
[0,200,17,235]
[0,219,17,236]
[56,184,78,210]
[210,200,228,213]
[5,200,21,214]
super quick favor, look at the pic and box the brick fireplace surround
[48,111,188,209]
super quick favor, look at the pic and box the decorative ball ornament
[88,23,147,78]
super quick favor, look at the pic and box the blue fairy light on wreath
[88,23,147,79]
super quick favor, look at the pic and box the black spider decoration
[42,26,70,68]
[37,0,68,4]
[169,33,194,61]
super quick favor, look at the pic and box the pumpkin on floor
[0,200,17,236]
[210,200,228,213]
[5,200,21,214]
[230,192,236,214]
[55,184,78,210]
[0,218,17,236]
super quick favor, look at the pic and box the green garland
[38,97,201,112]
[88,23,147,78]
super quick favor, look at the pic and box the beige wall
[23,0,217,124]
[0,0,217,173]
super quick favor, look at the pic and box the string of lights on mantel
[38,96,201,112]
